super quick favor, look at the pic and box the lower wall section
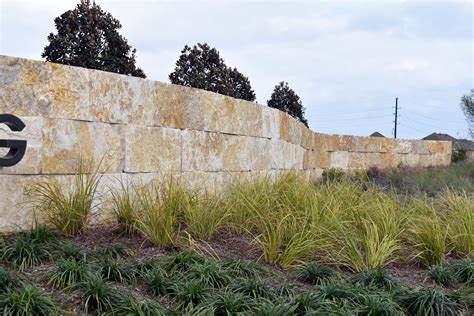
[0,55,452,232]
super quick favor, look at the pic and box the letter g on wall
[0,114,27,167]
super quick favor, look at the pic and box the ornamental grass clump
[134,179,187,247]
[26,160,101,236]
[0,285,61,316]
[110,181,139,235]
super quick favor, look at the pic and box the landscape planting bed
[0,163,472,315]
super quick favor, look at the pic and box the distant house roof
[422,133,457,142]
[370,131,385,138]
[422,133,474,151]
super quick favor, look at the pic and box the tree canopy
[461,89,474,138]
[267,82,308,127]
[42,0,145,78]
[169,43,256,101]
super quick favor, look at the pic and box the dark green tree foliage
[169,43,256,101]
[460,89,474,138]
[42,0,145,78]
[267,82,308,127]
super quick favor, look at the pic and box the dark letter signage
[0,114,27,167]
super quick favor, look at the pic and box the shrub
[352,268,399,290]
[1,225,56,270]
[97,257,136,283]
[208,290,253,314]
[401,287,460,316]
[233,277,271,299]
[298,263,338,286]
[222,258,260,278]
[162,251,205,272]
[291,292,333,314]
[0,285,60,315]
[144,268,172,296]
[48,257,89,289]
[76,273,120,314]
[0,267,15,294]
[427,265,456,287]
[26,161,101,235]
[449,258,474,284]
[174,280,210,307]
[186,261,230,288]
[54,241,85,261]
[357,293,404,316]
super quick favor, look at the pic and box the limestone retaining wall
[0,55,452,231]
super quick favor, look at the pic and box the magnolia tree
[169,43,256,101]
[267,82,308,127]
[42,0,145,78]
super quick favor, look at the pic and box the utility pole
[394,97,398,139]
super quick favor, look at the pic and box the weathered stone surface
[329,151,350,169]
[411,140,430,155]
[315,150,331,169]
[262,106,280,139]
[394,139,413,154]
[1,56,90,121]
[0,116,43,174]
[90,70,154,124]
[153,82,204,130]
[303,150,317,169]
[124,126,181,173]
[41,119,124,174]
[348,152,382,169]
[315,133,340,152]
[278,111,304,145]
[428,141,452,154]
[203,92,262,137]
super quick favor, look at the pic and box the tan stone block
[0,174,39,232]
[433,153,451,166]
[203,92,262,137]
[0,116,44,174]
[1,57,90,120]
[124,126,181,173]
[279,112,291,142]
[348,152,382,169]
[182,130,225,172]
[398,153,420,167]
[428,141,452,154]
[379,152,397,169]
[89,70,155,124]
[339,135,356,151]
[329,151,350,169]
[315,150,331,169]
[41,119,123,174]
[411,140,430,155]
[262,106,280,139]
[153,82,204,130]
[315,133,339,152]
[394,139,412,154]
[304,149,317,169]
[302,128,316,149]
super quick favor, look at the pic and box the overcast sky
[1,0,472,139]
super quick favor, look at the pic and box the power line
[314,108,388,117]
[403,110,466,124]
[316,114,392,123]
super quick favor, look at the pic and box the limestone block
[278,112,304,145]
[378,152,397,169]
[153,82,204,130]
[428,141,452,154]
[348,152,382,169]
[329,151,350,169]
[1,56,90,121]
[252,138,274,170]
[315,133,340,152]
[411,140,430,155]
[89,70,154,124]
[270,139,285,169]
[124,125,181,173]
[339,135,356,152]
[398,153,420,167]
[304,150,317,169]
[0,174,41,232]
[262,106,280,139]
[434,153,451,166]
[394,139,412,154]
[315,150,331,169]
[41,119,124,174]
[302,128,316,149]
[182,130,230,172]
[203,92,262,137]
[352,136,391,153]
[0,116,44,174]
[279,112,291,142]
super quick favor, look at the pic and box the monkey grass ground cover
[0,163,473,315]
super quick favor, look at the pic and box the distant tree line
[42,0,308,124]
